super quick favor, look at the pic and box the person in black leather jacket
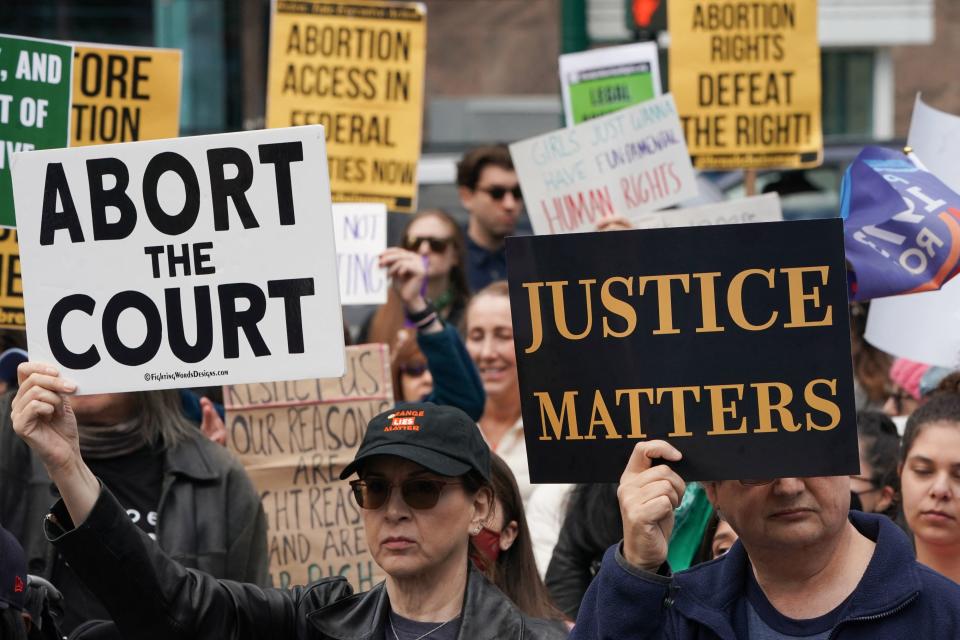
[10,370,567,640]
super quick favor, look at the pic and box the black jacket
[0,401,269,623]
[46,487,568,640]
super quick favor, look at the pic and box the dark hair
[856,411,901,516]
[901,373,960,463]
[0,608,27,640]
[366,209,470,348]
[456,145,514,191]
[849,302,892,406]
[472,455,564,621]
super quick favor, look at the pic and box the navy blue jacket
[417,323,485,422]
[571,511,960,639]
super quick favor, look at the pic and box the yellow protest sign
[266,0,427,213]
[70,45,181,146]
[0,230,23,329]
[224,344,394,591]
[668,1,822,169]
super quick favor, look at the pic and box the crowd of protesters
[1,144,960,639]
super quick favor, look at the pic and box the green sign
[0,35,73,227]
[568,65,656,124]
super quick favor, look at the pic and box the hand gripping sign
[841,146,960,301]
[11,126,345,394]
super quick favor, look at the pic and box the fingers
[13,371,75,414]
[17,361,61,386]
[596,216,632,232]
[621,440,682,478]
[378,247,419,267]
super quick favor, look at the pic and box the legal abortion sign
[506,219,858,482]
[11,126,345,393]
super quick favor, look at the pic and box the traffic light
[625,0,667,35]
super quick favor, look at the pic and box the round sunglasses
[349,478,463,510]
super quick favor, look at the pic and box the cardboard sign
[559,42,661,126]
[266,0,427,213]
[510,95,698,235]
[70,44,181,146]
[633,193,782,229]
[668,1,822,169]
[865,96,960,369]
[0,229,23,328]
[333,203,387,305]
[0,35,73,228]
[225,344,394,591]
[506,219,857,482]
[11,126,345,394]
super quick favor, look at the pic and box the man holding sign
[569,440,960,639]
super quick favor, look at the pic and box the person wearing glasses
[364,211,484,421]
[569,439,960,639]
[851,411,900,519]
[9,384,568,640]
[899,373,960,583]
[455,145,525,293]
[364,209,470,346]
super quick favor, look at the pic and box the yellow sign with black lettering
[668,1,822,169]
[70,45,181,147]
[266,0,427,213]
[0,229,24,329]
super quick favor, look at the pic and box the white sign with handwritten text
[333,203,387,306]
[510,94,698,235]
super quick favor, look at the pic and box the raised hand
[11,362,99,525]
[617,440,685,572]
[378,247,428,312]
[11,362,80,475]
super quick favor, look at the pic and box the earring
[470,524,482,536]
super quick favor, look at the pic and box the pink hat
[889,358,930,401]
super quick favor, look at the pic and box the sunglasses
[399,362,429,377]
[477,185,523,201]
[403,236,453,253]
[349,478,463,510]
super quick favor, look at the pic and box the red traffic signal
[632,0,661,28]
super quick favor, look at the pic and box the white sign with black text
[510,94,698,235]
[633,193,783,229]
[11,125,346,393]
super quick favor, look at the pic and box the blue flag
[841,146,960,301]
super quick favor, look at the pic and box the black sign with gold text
[506,219,857,482]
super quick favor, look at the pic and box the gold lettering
[656,386,701,437]
[781,266,833,328]
[586,390,622,439]
[548,279,596,340]
[637,274,690,335]
[704,384,747,435]
[601,277,636,338]
[728,268,778,331]
[804,378,841,431]
[535,391,583,441]
[615,388,654,439]
[523,282,545,354]
[752,381,800,432]
[693,272,725,333]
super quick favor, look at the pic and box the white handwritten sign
[510,94,698,235]
[633,193,782,229]
[333,203,387,306]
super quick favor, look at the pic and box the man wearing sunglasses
[9,378,567,640]
[456,145,525,292]
[570,440,960,639]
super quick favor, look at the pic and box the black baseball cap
[340,402,491,482]
[0,524,27,611]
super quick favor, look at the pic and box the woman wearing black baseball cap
[11,363,567,640]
